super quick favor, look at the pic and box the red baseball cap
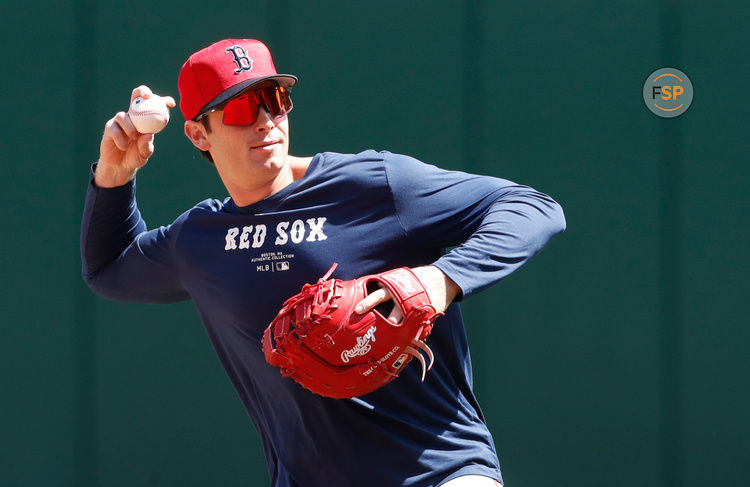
[178,39,297,120]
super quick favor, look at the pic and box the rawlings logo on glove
[340,325,377,363]
[261,263,441,398]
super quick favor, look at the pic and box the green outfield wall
[1,1,748,486]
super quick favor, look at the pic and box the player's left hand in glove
[262,263,441,399]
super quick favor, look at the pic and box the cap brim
[197,74,298,119]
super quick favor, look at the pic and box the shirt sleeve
[80,165,190,303]
[384,153,566,299]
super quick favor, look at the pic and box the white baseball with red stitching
[128,95,170,134]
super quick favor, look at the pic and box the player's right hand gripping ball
[262,264,441,398]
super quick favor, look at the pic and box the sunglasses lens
[222,94,256,125]
[221,86,293,126]
[262,86,293,118]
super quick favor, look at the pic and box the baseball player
[81,39,565,486]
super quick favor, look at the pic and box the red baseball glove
[262,263,441,398]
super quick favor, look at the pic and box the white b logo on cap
[225,45,254,74]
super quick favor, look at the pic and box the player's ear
[184,120,210,151]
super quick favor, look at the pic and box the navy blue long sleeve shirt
[81,150,565,487]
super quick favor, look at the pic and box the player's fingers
[355,287,392,314]
[131,85,154,103]
[113,111,140,138]
[163,95,176,108]
[137,133,155,160]
[104,116,130,152]
[387,306,404,324]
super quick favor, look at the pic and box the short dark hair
[197,116,214,164]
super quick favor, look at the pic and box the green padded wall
[1,1,747,486]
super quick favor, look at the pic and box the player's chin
[253,150,287,173]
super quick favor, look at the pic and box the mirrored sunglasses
[197,85,293,126]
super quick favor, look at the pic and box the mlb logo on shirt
[275,261,290,271]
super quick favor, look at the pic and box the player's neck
[289,155,314,180]
[223,158,311,207]
[227,174,291,207]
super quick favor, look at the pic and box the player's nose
[254,106,276,132]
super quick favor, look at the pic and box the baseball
[128,95,170,134]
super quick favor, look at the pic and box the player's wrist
[93,161,137,188]
[411,265,461,313]
[442,272,461,303]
